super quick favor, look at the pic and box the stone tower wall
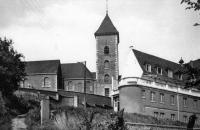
[96,35,119,96]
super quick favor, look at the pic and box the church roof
[25,60,60,74]
[61,63,94,79]
[95,14,119,40]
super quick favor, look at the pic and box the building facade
[61,63,96,94]
[118,48,200,123]
[19,60,112,108]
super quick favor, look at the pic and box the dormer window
[167,70,173,78]
[157,67,162,75]
[145,64,151,72]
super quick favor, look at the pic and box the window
[194,99,198,109]
[157,67,162,75]
[104,60,110,69]
[170,95,175,105]
[77,82,82,92]
[160,93,164,103]
[44,77,51,87]
[150,91,156,102]
[171,114,175,120]
[141,90,146,98]
[183,115,188,123]
[89,85,93,91]
[68,81,74,91]
[160,113,165,119]
[20,80,25,88]
[104,74,110,83]
[145,64,151,72]
[27,83,31,88]
[178,74,183,80]
[183,97,187,107]
[105,88,110,97]
[168,70,173,78]
[104,46,109,54]
[154,112,158,118]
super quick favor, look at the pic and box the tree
[181,0,200,26]
[178,62,200,90]
[0,37,26,97]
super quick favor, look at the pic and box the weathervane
[106,0,108,14]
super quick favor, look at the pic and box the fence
[126,122,200,130]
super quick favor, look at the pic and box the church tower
[94,12,119,96]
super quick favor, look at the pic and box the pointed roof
[95,14,119,42]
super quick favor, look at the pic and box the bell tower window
[104,74,110,83]
[104,46,109,54]
[104,60,110,69]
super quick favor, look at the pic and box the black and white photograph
[0,0,200,129]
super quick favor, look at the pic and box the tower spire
[106,0,108,14]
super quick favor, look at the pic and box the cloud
[0,0,67,28]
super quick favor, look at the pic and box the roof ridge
[26,59,60,62]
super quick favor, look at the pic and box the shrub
[25,107,41,130]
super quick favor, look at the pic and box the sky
[0,0,200,73]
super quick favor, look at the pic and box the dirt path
[12,115,27,130]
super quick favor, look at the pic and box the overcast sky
[0,0,200,73]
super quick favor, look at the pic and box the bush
[25,107,41,130]
[52,106,127,130]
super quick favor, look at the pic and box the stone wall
[126,122,200,130]
[22,74,58,91]
[58,90,111,108]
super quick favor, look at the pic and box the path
[12,114,27,130]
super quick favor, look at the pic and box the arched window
[104,74,110,83]
[104,60,110,69]
[44,77,50,87]
[104,46,109,54]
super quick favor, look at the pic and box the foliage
[25,107,41,130]
[183,64,200,89]
[0,37,26,96]
[53,106,127,130]
[181,0,200,26]
[124,113,188,126]
[0,92,7,116]
[181,0,200,11]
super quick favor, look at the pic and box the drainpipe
[177,86,180,121]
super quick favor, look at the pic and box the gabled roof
[132,49,182,80]
[61,63,94,79]
[25,60,60,74]
[94,14,119,42]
